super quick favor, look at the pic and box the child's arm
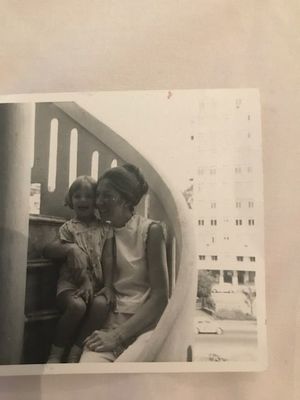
[45,240,88,281]
[73,275,94,304]
[44,221,76,259]
[44,222,90,284]
[45,238,93,302]
[44,239,76,259]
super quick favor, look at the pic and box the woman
[80,163,169,362]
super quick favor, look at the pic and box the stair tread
[25,309,60,322]
[26,308,59,316]
[27,258,58,267]
[29,214,66,225]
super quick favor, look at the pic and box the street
[193,319,258,362]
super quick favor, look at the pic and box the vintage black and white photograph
[0,89,266,374]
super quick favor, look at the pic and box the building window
[212,237,215,243]
[237,256,244,262]
[211,219,217,226]
[247,132,251,138]
[190,135,194,140]
[198,168,204,175]
[211,255,218,261]
[198,219,204,226]
[224,236,229,240]
[248,219,255,226]
[236,201,241,208]
[211,202,216,209]
[235,219,242,226]
[247,166,252,173]
[235,98,242,109]
[248,271,256,283]
[224,270,233,284]
[209,168,216,175]
[235,167,242,174]
[198,255,205,260]
[238,271,245,285]
[250,256,256,262]
[248,201,254,208]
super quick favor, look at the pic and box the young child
[46,175,114,363]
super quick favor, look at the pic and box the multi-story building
[194,91,264,294]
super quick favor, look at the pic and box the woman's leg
[115,330,154,362]
[79,312,132,363]
[79,349,116,363]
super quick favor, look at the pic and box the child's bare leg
[67,295,109,363]
[48,290,86,363]
[76,295,110,346]
[55,290,87,346]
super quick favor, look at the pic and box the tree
[242,286,256,316]
[182,184,193,209]
[197,270,216,311]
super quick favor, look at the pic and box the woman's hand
[66,244,89,282]
[73,278,94,304]
[83,330,121,352]
[94,286,116,310]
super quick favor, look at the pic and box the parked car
[211,283,235,293]
[195,318,224,335]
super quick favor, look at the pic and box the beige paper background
[0,1,299,399]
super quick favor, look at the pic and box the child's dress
[57,217,113,295]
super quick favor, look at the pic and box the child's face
[72,184,95,220]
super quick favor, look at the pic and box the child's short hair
[65,175,97,209]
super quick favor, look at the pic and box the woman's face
[96,178,124,223]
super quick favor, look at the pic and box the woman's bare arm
[101,238,114,289]
[95,238,116,306]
